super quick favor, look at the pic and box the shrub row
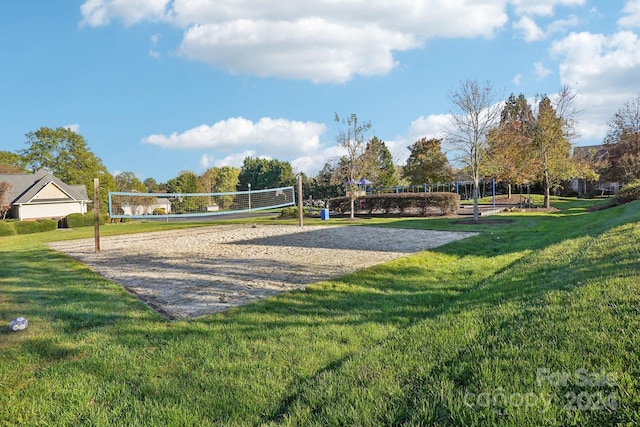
[65,212,109,228]
[0,219,58,236]
[280,206,310,218]
[328,192,460,216]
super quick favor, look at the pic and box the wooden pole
[94,178,100,253]
[297,174,304,227]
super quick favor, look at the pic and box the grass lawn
[1,198,639,426]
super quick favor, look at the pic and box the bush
[0,221,16,236]
[66,213,86,228]
[280,206,310,218]
[153,208,167,215]
[617,179,640,204]
[66,212,107,228]
[327,192,460,216]
[13,219,58,235]
[594,179,640,211]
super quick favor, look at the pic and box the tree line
[1,83,639,219]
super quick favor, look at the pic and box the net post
[93,178,100,253]
[297,174,303,227]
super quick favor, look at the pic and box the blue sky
[1,1,640,183]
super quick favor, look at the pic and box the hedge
[0,221,17,236]
[328,192,460,216]
[0,219,58,236]
[12,219,58,234]
[66,212,108,228]
[280,206,310,218]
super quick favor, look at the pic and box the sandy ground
[48,224,476,319]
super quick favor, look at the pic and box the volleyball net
[108,186,295,219]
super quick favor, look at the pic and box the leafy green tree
[167,171,204,214]
[143,177,160,193]
[332,113,372,219]
[114,171,150,214]
[360,136,398,188]
[19,126,115,212]
[199,166,240,208]
[403,137,454,185]
[237,157,296,191]
[0,151,26,173]
[114,171,147,192]
[199,166,240,193]
[310,162,343,200]
[167,170,202,194]
[603,94,640,183]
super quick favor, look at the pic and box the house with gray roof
[0,170,89,220]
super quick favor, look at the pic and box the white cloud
[81,0,509,82]
[178,19,420,83]
[291,144,346,175]
[80,0,170,27]
[199,151,257,170]
[513,74,523,85]
[534,61,553,80]
[514,16,545,41]
[551,30,640,140]
[510,0,585,17]
[513,14,579,42]
[407,114,450,144]
[547,15,580,34]
[143,117,326,154]
[64,123,81,133]
[199,154,212,169]
[619,0,640,28]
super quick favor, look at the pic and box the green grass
[1,198,640,426]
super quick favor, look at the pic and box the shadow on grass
[225,202,640,423]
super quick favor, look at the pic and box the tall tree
[199,166,240,209]
[143,177,159,193]
[167,170,202,194]
[531,88,579,208]
[0,151,26,173]
[310,162,343,200]
[19,127,115,212]
[332,113,372,219]
[167,171,203,214]
[446,80,503,221]
[114,171,153,215]
[237,157,296,191]
[403,137,454,185]
[487,93,537,198]
[359,136,398,188]
[603,94,640,182]
[199,166,240,193]
[114,171,147,192]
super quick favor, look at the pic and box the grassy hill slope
[1,199,639,426]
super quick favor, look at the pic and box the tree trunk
[543,170,551,209]
[472,178,480,222]
[350,197,355,219]
[507,183,512,199]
